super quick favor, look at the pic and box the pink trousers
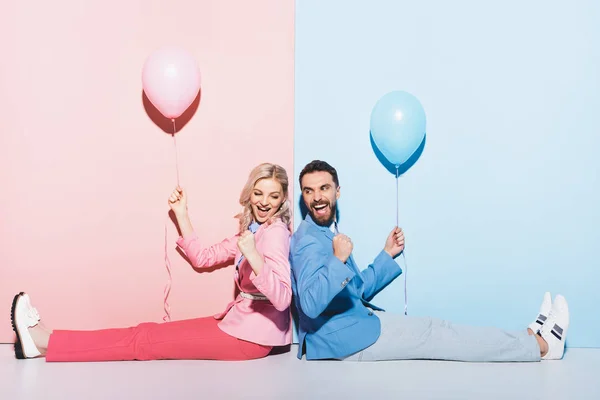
[45,316,272,362]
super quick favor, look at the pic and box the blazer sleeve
[248,221,293,312]
[290,233,357,319]
[360,250,403,302]
[176,232,237,268]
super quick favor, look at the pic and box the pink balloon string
[172,119,180,187]
[163,119,180,323]
[163,222,173,322]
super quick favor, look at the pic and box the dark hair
[299,160,339,188]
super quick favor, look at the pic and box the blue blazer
[290,214,402,359]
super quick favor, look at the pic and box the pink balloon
[142,47,201,119]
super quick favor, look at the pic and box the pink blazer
[176,219,292,346]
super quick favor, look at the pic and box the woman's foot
[11,292,48,359]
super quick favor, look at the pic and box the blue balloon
[370,91,426,166]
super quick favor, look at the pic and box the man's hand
[333,234,353,263]
[384,227,405,258]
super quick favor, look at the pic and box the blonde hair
[235,163,291,233]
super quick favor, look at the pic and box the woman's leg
[12,292,271,362]
[45,316,272,362]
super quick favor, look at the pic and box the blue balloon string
[396,166,408,316]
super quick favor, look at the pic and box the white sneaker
[11,292,42,359]
[540,294,569,360]
[528,292,552,334]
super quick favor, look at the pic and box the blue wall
[294,0,600,347]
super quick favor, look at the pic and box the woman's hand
[237,231,258,258]
[168,186,188,217]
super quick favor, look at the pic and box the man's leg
[341,311,541,362]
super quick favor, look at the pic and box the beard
[309,200,337,227]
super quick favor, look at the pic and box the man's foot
[528,292,552,334]
[539,294,569,360]
[11,292,42,359]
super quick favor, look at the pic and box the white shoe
[11,292,42,359]
[540,294,569,360]
[528,292,552,334]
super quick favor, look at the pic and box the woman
[11,163,293,362]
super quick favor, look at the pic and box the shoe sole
[10,292,26,359]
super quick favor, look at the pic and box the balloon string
[395,166,399,228]
[162,119,179,323]
[163,221,172,322]
[402,252,408,316]
[396,166,408,316]
[172,119,180,187]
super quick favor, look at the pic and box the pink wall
[0,1,294,342]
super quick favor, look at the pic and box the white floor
[1,344,599,399]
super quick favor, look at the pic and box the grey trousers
[341,311,541,362]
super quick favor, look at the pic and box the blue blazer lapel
[305,214,335,241]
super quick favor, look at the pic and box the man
[290,160,569,362]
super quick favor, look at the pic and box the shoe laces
[26,307,40,324]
